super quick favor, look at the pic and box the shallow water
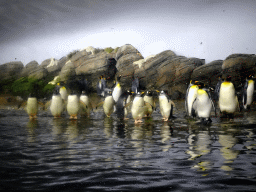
[0,101,256,191]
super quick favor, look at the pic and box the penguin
[96,75,107,97]
[103,90,115,117]
[67,91,80,119]
[26,93,38,119]
[242,74,255,110]
[116,90,133,120]
[143,90,156,117]
[185,80,199,117]
[59,82,68,101]
[131,92,148,124]
[132,76,140,95]
[219,75,240,118]
[214,75,222,101]
[49,88,65,118]
[192,82,216,124]
[112,75,122,103]
[158,90,176,121]
[80,91,92,117]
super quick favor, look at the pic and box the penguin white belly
[144,96,154,116]
[187,87,198,116]
[80,95,90,115]
[67,95,80,115]
[195,93,212,118]
[50,95,64,116]
[246,81,254,106]
[103,96,115,116]
[159,95,172,119]
[219,84,238,113]
[27,98,38,116]
[131,97,146,120]
[113,87,122,103]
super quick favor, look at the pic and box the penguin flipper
[206,89,217,117]
[124,101,133,109]
[236,96,240,112]
[95,101,104,109]
[243,81,248,107]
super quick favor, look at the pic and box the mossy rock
[104,47,114,53]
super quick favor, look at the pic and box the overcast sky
[0,0,256,65]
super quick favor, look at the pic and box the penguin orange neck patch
[197,89,206,95]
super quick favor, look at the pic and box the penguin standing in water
[192,82,216,124]
[96,75,107,97]
[26,93,38,120]
[185,80,199,117]
[143,90,156,117]
[112,75,122,103]
[103,90,115,117]
[116,90,133,120]
[67,91,81,119]
[159,90,176,121]
[242,74,255,110]
[219,75,240,118]
[214,75,222,102]
[131,92,148,124]
[59,82,68,101]
[49,88,65,118]
[132,76,140,95]
[80,91,92,117]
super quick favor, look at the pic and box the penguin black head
[53,87,60,95]
[145,91,153,96]
[197,82,205,89]
[117,75,122,81]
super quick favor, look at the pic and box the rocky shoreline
[1,44,256,101]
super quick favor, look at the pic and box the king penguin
[242,74,255,110]
[131,92,148,124]
[116,90,133,120]
[67,91,80,119]
[112,75,122,103]
[26,93,38,120]
[219,75,240,118]
[192,82,216,124]
[159,90,176,121]
[96,75,107,97]
[80,90,93,117]
[49,88,65,118]
[185,80,199,117]
[103,90,115,117]
[59,82,68,101]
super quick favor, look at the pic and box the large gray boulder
[191,60,223,87]
[133,50,204,97]
[28,67,48,80]
[0,61,24,81]
[115,44,144,88]
[222,54,256,87]
[20,60,39,77]
[59,60,76,81]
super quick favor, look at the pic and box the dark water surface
[0,101,256,191]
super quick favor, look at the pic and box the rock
[28,67,48,80]
[133,50,204,98]
[58,56,68,69]
[191,60,223,87]
[20,60,39,77]
[116,44,141,61]
[0,61,24,81]
[59,60,76,81]
[74,50,116,90]
[40,59,51,68]
[45,58,59,73]
[115,44,144,88]
[222,54,256,87]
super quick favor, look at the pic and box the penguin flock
[25,73,255,125]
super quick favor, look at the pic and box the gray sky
[0,0,256,65]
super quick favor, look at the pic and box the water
[0,101,256,191]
